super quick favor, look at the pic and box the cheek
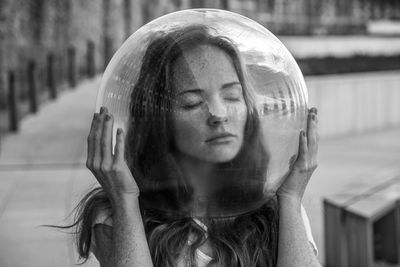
[228,103,247,128]
[172,111,206,146]
[239,104,248,121]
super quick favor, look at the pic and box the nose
[207,100,228,126]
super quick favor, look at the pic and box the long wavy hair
[68,25,279,267]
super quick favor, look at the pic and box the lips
[205,133,236,143]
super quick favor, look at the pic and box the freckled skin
[171,44,247,163]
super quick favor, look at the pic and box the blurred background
[0,0,399,266]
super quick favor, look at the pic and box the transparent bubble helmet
[96,9,308,218]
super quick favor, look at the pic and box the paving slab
[0,77,101,267]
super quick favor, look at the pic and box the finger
[296,131,308,165]
[86,112,107,189]
[93,107,107,171]
[308,107,318,124]
[307,108,318,150]
[309,107,317,115]
[101,112,114,168]
[113,128,125,164]
[86,113,99,169]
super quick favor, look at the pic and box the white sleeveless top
[90,205,318,266]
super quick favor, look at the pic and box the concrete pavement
[302,128,400,264]
[0,74,399,266]
[0,77,101,267]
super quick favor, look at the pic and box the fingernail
[117,128,122,135]
[100,107,105,114]
[309,107,317,114]
[105,114,111,121]
[302,131,306,137]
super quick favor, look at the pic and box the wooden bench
[324,177,400,267]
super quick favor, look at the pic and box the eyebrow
[176,81,242,96]
[176,89,203,97]
[221,81,241,89]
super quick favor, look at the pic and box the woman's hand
[277,107,319,202]
[87,107,153,267]
[86,106,139,206]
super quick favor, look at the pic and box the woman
[76,25,320,266]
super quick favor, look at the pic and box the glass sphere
[96,9,308,218]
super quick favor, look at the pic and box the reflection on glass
[96,9,308,218]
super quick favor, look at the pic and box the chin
[205,148,240,163]
[207,156,235,163]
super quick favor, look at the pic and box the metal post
[221,0,229,10]
[47,53,57,99]
[86,40,95,78]
[67,46,77,87]
[27,61,38,113]
[104,36,113,71]
[8,71,18,132]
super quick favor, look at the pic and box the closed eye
[177,92,204,109]
[222,86,243,102]
[182,101,204,109]
[225,96,241,102]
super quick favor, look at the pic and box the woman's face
[171,44,247,163]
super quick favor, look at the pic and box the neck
[175,154,217,199]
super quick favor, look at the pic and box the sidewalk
[0,75,399,266]
[302,128,400,264]
[0,77,102,267]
